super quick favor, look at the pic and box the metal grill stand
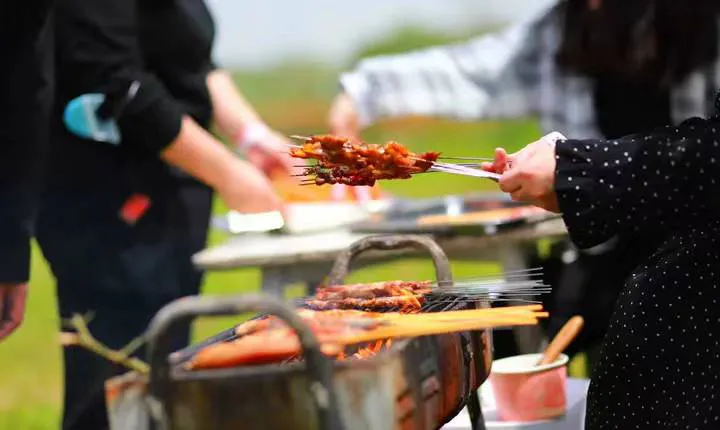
[127,234,493,430]
[324,235,489,430]
[146,295,344,430]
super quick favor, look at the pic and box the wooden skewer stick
[339,316,543,345]
[376,304,545,321]
[376,311,548,325]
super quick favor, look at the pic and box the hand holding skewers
[481,132,567,212]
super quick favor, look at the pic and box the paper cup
[489,353,569,422]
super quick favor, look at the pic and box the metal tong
[427,162,500,182]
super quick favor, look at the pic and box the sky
[205,0,555,69]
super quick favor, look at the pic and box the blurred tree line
[348,24,496,65]
[233,23,499,108]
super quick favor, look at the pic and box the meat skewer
[288,136,493,161]
[185,273,551,370]
[287,134,500,185]
[187,305,548,370]
[306,295,425,312]
[314,280,432,300]
[309,277,549,304]
[288,135,440,186]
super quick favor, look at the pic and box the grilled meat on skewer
[290,135,440,186]
[187,328,348,370]
[306,295,424,313]
[315,280,432,300]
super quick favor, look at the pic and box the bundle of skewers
[304,267,550,312]
[186,269,549,370]
[287,134,499,186]
[59,267,549,380]
[187,305,547,370]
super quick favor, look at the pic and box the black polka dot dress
[554,112,720,429]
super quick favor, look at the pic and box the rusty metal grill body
[145,235,493,430]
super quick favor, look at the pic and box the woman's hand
[328,93,360,138]
[217,158,285,215]
[480,147,513,174]
[482,132,566,212]
[238,123,300,177]
[245,130,299,177]
[160,116,286,215]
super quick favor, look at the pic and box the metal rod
[438,156,493,161]
[455,267,545,277]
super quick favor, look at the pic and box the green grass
[0,66,551,429]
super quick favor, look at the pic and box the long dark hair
[556,0,720,86]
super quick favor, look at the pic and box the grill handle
[145,294,344,430]
[326,234,453,286]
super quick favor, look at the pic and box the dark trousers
[37,178,213,430]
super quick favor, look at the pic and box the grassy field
[0,65,547,428]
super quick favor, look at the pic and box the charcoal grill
[143,235,493,430]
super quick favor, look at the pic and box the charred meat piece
[306,295,425,313]
[315,280,432,300]
[292,135,440,186]
[187,328,345,370]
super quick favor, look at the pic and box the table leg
[306,280,323,296]
[467,391,486,430]
[499,245,546,354]
[261,266,290,298]
[260,264,333,298]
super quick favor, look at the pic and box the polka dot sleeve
[554,116,720,249]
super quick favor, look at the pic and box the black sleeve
[554,115,720,249]
[0,0,54,283]
[56,0,184,154]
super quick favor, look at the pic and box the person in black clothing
[483,101,720,427]
[537,0,720,368]
[328,0,720,368]
[0,1,54,340]
[40,1,294,428]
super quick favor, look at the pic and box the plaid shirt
[340,2,720,139]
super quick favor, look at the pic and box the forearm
[340,7,548,128]
[206,69,263,143]
[161,116,284,216]
[340,45,496,127]
[160,116,241,189]
[554,116,720,248]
